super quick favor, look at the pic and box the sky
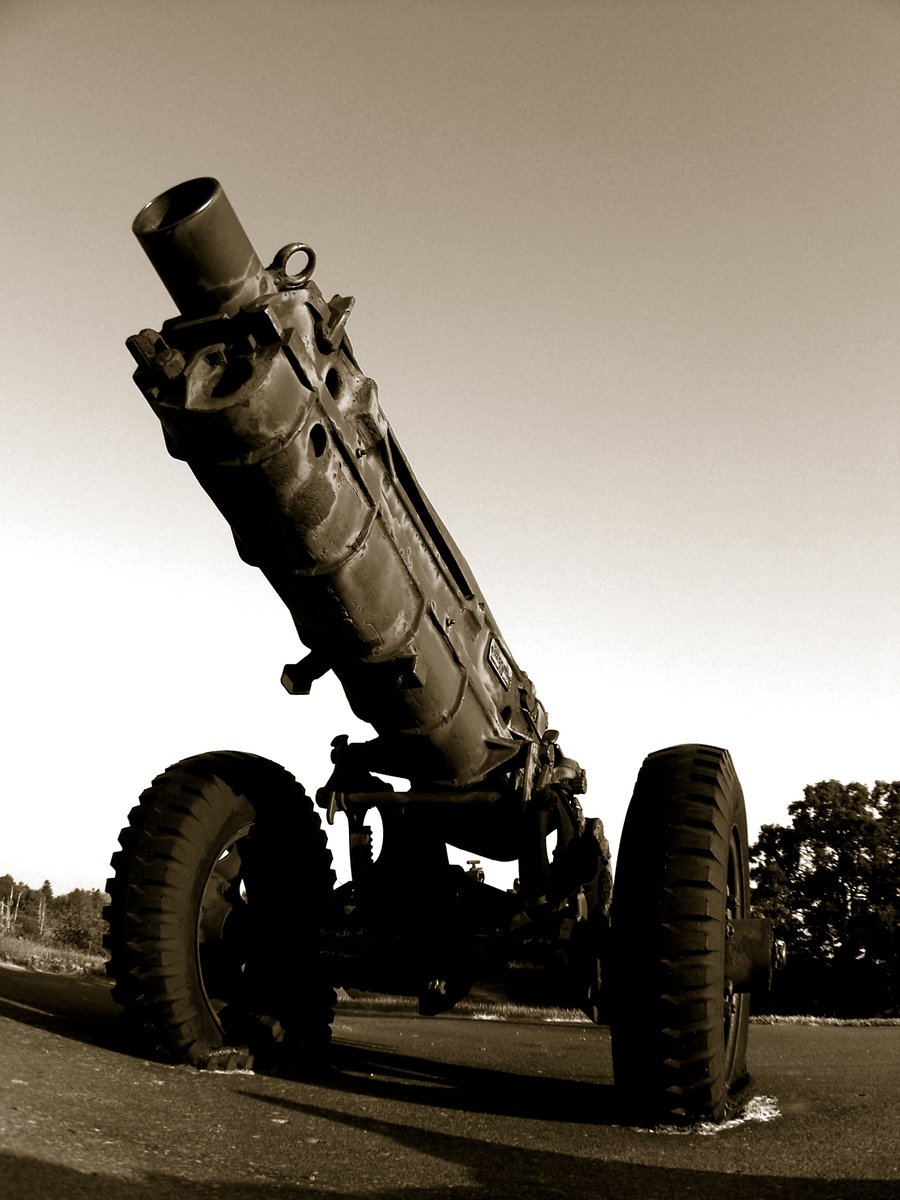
[1,0,898,895]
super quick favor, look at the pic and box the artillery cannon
[105,178,775,1124]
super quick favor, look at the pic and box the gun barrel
[132,177,267,318]
[127,180,575,858]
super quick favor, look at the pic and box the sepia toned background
[1,0,897,892]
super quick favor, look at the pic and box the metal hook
[268,242,317,289]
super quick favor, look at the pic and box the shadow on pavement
[0,965,615,1124]
[303,1037,619,1125]
[1,969,896,1198]
[0,964,124,1053]
[2,1141,897,1200]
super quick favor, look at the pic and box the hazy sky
[2,0,898,893]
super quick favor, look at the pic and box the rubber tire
[609,744,750,1125]
[104,751,336,1067]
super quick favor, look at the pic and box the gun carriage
[105,178,775,1124]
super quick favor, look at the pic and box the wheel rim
[723,823,746,1081]
[196,823,254,1034]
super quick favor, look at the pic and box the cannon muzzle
[132,177,268,318]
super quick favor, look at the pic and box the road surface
[0,964,897,1198]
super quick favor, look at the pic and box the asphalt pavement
[0,964,897,1198]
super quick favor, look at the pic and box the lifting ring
[269,242,317,289]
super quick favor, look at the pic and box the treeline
[751,780,900,1018]
[0,875,107,957]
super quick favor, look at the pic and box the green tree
[47,888,108,955]
[0,874,23,934]
[36,880,53,938]
[751,780,900,1016]
[15,884,44,940]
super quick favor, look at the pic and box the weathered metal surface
[128,178,581,863]
[132,178,268,318]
